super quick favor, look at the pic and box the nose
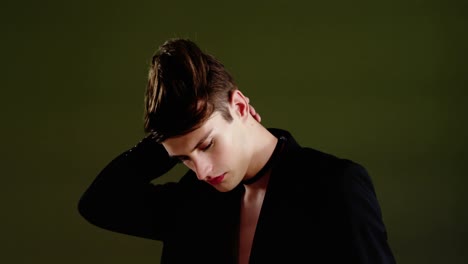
[193,156,212,181]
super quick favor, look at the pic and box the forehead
[161,113,225,152]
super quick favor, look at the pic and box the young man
[78,39,396,263]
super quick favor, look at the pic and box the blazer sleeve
[339,162,397,264]
[77,136,180,241]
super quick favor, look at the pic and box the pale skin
[162,90,277,264]
[237,95,270,264]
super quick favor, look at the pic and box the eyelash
[176,139,214,163]
[202,139,214,151]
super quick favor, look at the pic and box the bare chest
[238,192,266,264]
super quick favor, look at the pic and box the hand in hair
[245,97,261,123]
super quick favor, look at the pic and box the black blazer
[78,129,396,263]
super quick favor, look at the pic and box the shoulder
[278,145,383,219]
[283,148,394,263]
[279,146,375,197]
[287,146,364,177]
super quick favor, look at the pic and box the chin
[214,180,240,192]
[213,185,233,193]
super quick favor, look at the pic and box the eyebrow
[170,128,213,159]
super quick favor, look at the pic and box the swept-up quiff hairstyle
[144,39,236,142]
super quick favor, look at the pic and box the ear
[229,90,249,120]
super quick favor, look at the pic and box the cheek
[211,125,245,170]
[210,136,237,168]
[212,141,229,165]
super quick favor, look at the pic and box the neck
[242,124,279,191]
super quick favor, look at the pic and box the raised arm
[78,136,180,241]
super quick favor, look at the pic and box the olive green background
[2,0,467,263]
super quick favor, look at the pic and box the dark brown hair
[144,39,236,142]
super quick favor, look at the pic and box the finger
[255,112,261,122]
[250,105,256,115]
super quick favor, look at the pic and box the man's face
[162,111,251,192]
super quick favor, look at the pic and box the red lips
[207,173,225,185]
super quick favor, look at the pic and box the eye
[201,139,214,151]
